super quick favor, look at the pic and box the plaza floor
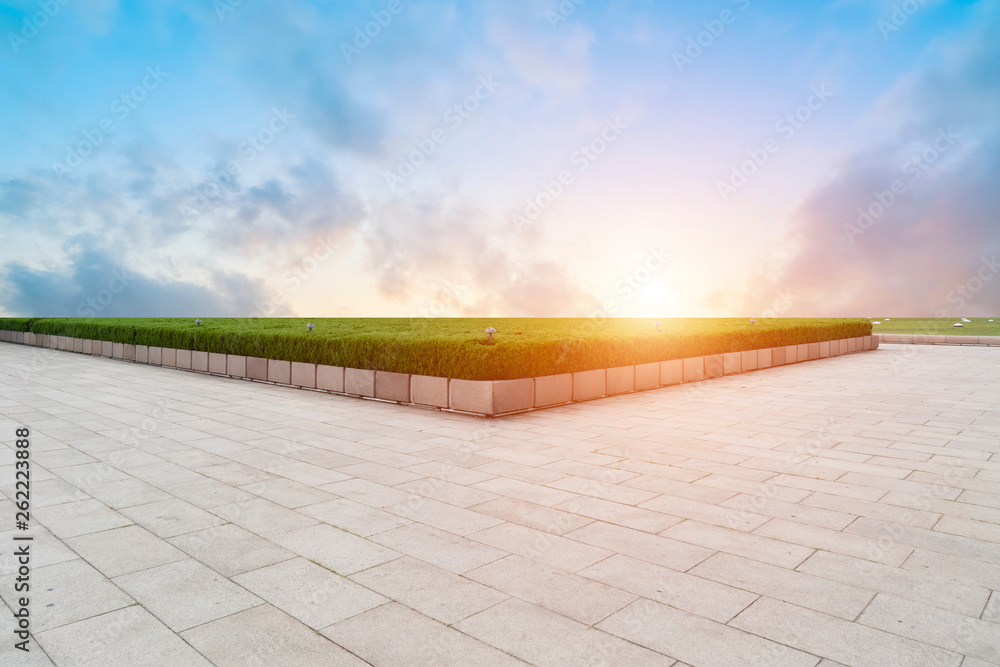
[0,341,998,666]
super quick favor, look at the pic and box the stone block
[534,374,572,407]
[797,343,809,361]
[945,335,967,345]
[660,359,683,385]
[606,366,634,395]
[73,338,83,353]
[102,341,113,358]
[375,371,409,402]
[176,349,193,369]
[741,349,757,371]
[757,348,772,368]
[190,350,207,371]
[572,369,606,401]
[723,352,741,375]
[246,357,267,381]
[227,355,246,377]
[493,378,533,414]
[161,348,177,368]
[819,341,830,358]
[847,338,857,353]
[634,362,660,390]
[807,343,820,360]
[978,336,1000,346]
[682,357,704,381]
[872,334,880,349]
[316,365,345,392]
[292,362,317,389]
[704,354,724,378]
[25,332,34,346]
[136,345,148,364]
[148,347,162,366]
[771,347,786,366]
[208,353,227,375]
[410,375,448,407]
[82,339,92,355]
[926,335,947,344]
[345,368,375,397]
[784,345,798,364]
[124,344,136,362]
[449,379,493,414]
[267,359,291,384]
[113,342,125,359]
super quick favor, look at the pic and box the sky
[1,0,998,318]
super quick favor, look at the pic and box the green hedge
[2,317,872,381]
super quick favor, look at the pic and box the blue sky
[1,0,998,318]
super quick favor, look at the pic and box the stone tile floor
[0,341,998,666]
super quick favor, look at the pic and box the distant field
[870,318,1000,336]
[0,317,871,381]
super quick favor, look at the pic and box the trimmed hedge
[1,317,872,381]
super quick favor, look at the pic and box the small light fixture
[653,321,661,332]
[307,323,315,332]
[954,323,963,327]
[195,319,202,326]
[485,327,497,343]
[873,321,881,325]
[749,318,757,326]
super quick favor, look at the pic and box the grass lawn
[869,317,1000,336]
[1,317,871,381]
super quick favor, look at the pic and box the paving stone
[233,557,386,629]
[691,552,875,619]
[31,499,131,538]
[470,497,594,535]
[466,554,637,625]
[598,598,817,667]
[566,521,713,571]
[168,524,296,577]
[39,605,212,667]
[274,523,401,575]
[350,556,508,624]
[857,593,1000,663]
[1,559,134,633]
[210,498,319,538]
[371,523,508,573]
[470,521,613,572]
[580,553,759,623]
[664,519,814,568]
[456,598,669,666]
[323,602,525,666]
[730,597,963,667]
[120,497,226,538]
[182,604,366,666]
[65,525,188,578]
[113,559,262,632]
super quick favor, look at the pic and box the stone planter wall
[0,332,880,417]
[879,333,1000,346]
